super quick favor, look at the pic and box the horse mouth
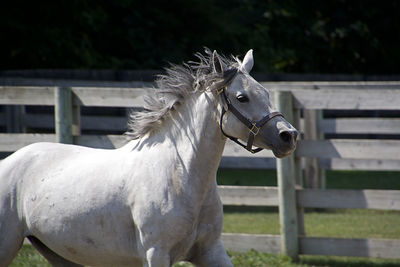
[272,150,292,158]
[271,144,297,158]
[255,136,297,158]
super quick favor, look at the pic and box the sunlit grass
[223,208,400,239]
[12,246,400,267]
[9,245,50,267]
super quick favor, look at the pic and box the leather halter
[218,70,284,154]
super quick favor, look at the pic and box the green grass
[223,208,400,239]
[223,207,280,235]
[12,246,400,267]
[10,170,400,266]
[304,209,400,239]
[299,255,400,267]
[10,245,50,267]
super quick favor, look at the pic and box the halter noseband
[218,70,284,154]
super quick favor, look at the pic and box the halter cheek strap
[219,87,284,154]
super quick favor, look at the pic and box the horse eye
[236,94,249,103]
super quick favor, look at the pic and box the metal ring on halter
[217,87,224,95]
[249,123,260,136]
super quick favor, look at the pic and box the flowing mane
[126,49,240,139]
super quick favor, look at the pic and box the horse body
[0,49,297,266]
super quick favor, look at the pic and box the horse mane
[126,49,240,139]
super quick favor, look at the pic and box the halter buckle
[249,123,260,136]
[217,87,224,95]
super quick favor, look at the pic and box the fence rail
[218,186,400,210]
[1,82,400,259]
[222,234,400,259]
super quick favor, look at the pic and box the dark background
[1,0,399,75]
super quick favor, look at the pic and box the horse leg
[0,195,25,266]
[191,240,233,267]
[145,247,170,267]
[0,220,24,266]
[27,236,83,267]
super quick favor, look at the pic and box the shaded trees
[1,0,399,74]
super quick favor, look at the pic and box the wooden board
[0,133,56,151]
[72,87,147,107]
[218,186,400,210]
[296,139,400,160]
[218,186,278,206]
[222,233,400,259]
[290,89,400,110]
[219,157,276,169]
[300,236,400,259]
[298,189,400,210]
[319,118,400,134]
[262,81,400,91]
[221,233,281,254]
[319,158,400,171]
[0,86,55,105]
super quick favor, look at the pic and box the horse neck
[170,90,225,174]
[152,90,225,196]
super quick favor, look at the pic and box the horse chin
[272,150,291,158]
[272,145,297,158]
[255,140,292,158]
[257,139,296,158]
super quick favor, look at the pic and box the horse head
[214,49,298,158]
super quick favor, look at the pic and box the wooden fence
[1,81,400,259]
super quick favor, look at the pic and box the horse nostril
[279,131,292,143]
[279,130,298,144]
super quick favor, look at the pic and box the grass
[303,209,400,239]
[9,245,50,267]
[9,170,400,266]
[223,208,400,239]
[12,246,400,267]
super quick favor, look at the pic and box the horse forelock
[126,49,239,139]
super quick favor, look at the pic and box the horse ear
[212,50,226,74]
[240,49,254,73]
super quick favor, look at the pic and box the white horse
[0,49,297,267]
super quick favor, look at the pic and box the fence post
[55,87,73,144]
[293,108,305,237]
[304,109,326,188]
[275,91,299,259]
